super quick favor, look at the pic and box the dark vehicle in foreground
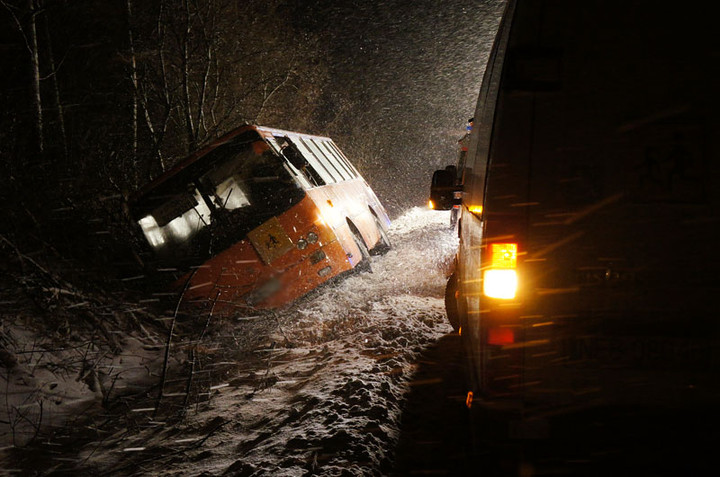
[129,125,390,314]
[441,0,720,471]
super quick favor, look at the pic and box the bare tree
[125,0,139,185]
[26,0,43,153]
[125,0,330,177]
[1,0,44,153]
[40,11,66,158]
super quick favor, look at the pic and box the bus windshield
[132,131,304,267]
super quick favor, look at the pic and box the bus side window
[318,140,354,179]
[326,141,359,178]
[298,138,340,183]
[292,139,336,185]
[282,143,325,187]
[306,138,348,181]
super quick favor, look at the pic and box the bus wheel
[445,272,460,332]
[350,227,372,273]
[371,216,392,255]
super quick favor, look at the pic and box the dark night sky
[0,0,505,217]
[291,0,506,215]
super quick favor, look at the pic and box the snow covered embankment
[82,207,458,476]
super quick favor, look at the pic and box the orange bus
[128,125,391,313]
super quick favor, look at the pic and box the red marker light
[487,327,515,345]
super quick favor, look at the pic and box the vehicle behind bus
[429,119,473,225]
[128,125,391,314]
[443,0,720,440]
[428,165,460,211]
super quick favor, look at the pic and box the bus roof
[128,125,334,205]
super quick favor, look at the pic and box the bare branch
[0,0,32,54]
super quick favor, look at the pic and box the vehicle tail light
[483,242,518,299]
[487,326,515,345]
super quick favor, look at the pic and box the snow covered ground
[7,207,458,476]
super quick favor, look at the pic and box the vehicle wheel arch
[445,271,461,332]
[346,218,372,272]
[367,206,391,255]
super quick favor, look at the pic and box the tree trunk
[125,0,139,186]
[42,11,67,159]
[181,0,195,153]
[27,0,43,153]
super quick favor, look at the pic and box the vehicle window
[306,138,349,181]
[326,141,359,178]
[291,138,336,184]
[299,137,341,182]
[139,187,212,248]
[318,140,355,179]
[133,133,304,266]
[212,176,250,210]
[279,140,324,187]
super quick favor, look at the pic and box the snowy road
[72,208,459,476]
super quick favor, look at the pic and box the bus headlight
[317,202,342,228]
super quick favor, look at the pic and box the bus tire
[349,224,372,273]
[445,271,460,332]
[371,216,392,255]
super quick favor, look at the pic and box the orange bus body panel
[178,195,353,313]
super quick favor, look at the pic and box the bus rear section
[454,0,720,419]
[128,125,391,314]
